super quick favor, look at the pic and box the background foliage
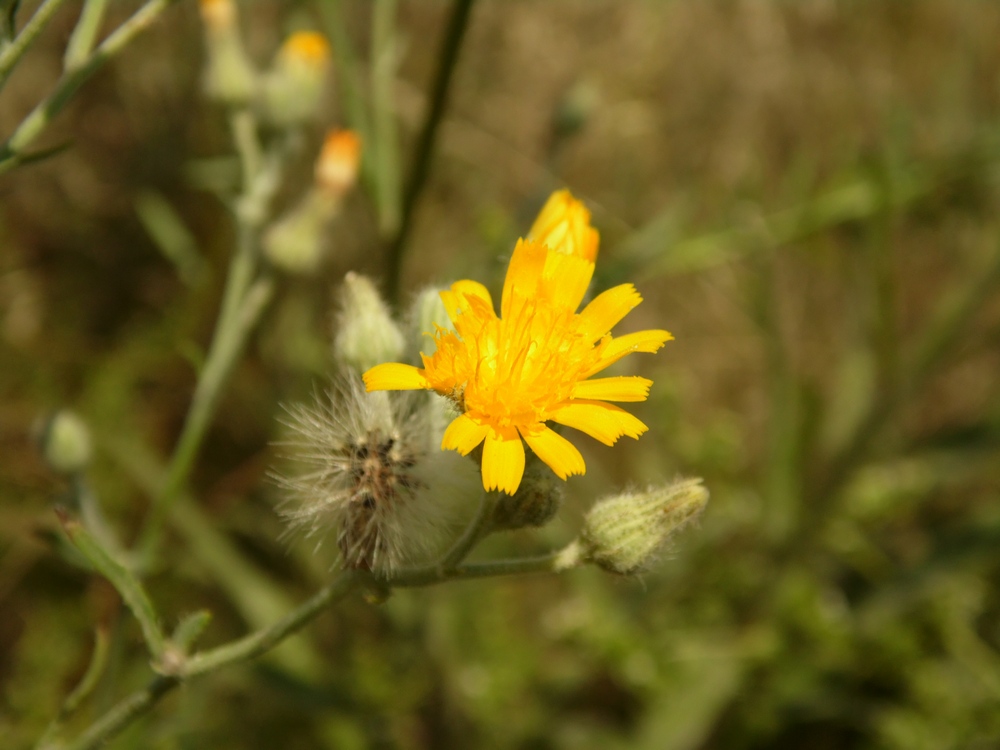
[3,1,1000,748]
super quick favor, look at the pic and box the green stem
[439,490,496,569]
[55,544,582,750]
[371,0,401,236]
[384,0,476,304]
[63,676,179,750]
[0,0,71,91]
[137,275,275,560]
[0,0,180,173]
[63,0,109,71]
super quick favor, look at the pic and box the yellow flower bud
[528,189,599,262]
[259,31,332,127]
[581,478,707,575]
[315,129,362,196]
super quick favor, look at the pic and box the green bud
[409,286,453,357]
[333,273,405,373]
[581,478,707,575]
[258,31,331,128]
[261,190,337,275]
[199,0,257,106]
[39,410,93,475]
[492,463,564,531]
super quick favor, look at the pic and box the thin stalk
[56,544,582,750]
[63,0,109,71]
[384,0,476,304]
[438,490,496,569]
[0,0,71,90]
[137,275,275,560]
[371,0,401,236]
[0,0,180,174]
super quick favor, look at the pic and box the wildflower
[364,194,672,495]
[274,376,454,575]
[528,189,599,261]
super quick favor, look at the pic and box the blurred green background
[3,1,1000,748]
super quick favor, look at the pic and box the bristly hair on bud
[580,478,708,575]
[273,374,463,576]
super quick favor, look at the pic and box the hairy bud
[580,478,707,575]
[198,0,256,105]
[492,464,564,531]
[333,273,405,373]
[38,410,93,475]
[259,31,331,127]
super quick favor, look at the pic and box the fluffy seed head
[274,376,451,575]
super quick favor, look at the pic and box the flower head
[364,191,672,495]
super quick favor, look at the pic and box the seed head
[274,375,454,575]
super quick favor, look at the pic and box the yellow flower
[364,205,672,494]
[528,189,599,262]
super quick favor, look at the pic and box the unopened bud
[409,285,453,357]
[315,129,362,196]
[334,273,405,372]
[492,464,564,531]
[259,31,331,127]
[38,410,93,475]
[262,191,337,275]
[580,478,707,575]
[528,189,599,262]
[199,0,256,105]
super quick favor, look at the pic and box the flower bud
[528,189,599,262]
[580,478,707,575]
[259,31,331,128]
[315,130,361,197]
[38,410,93,475]
[408,285,453,357]
[261,191,337,275]
[198,0,257,105]
[492,463,564,531]
[333,272,405,373]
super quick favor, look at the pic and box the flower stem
[0,0,180,174]
[54,544,582,750]
[438,490,497,569]
[384,0,476,304]
[0,0,71,91]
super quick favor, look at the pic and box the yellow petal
[549,400,648,445]
[363,363,428,391]
[541,250,594,312]
[520,425,586,479]
[451,279,494,312]
[528,190,599,262]
[578,284,642,338]
[482,430,525,494]
[572,376,652,402]
[441,413,489,455]
[501,239,548,318]
[585,329,674,377]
